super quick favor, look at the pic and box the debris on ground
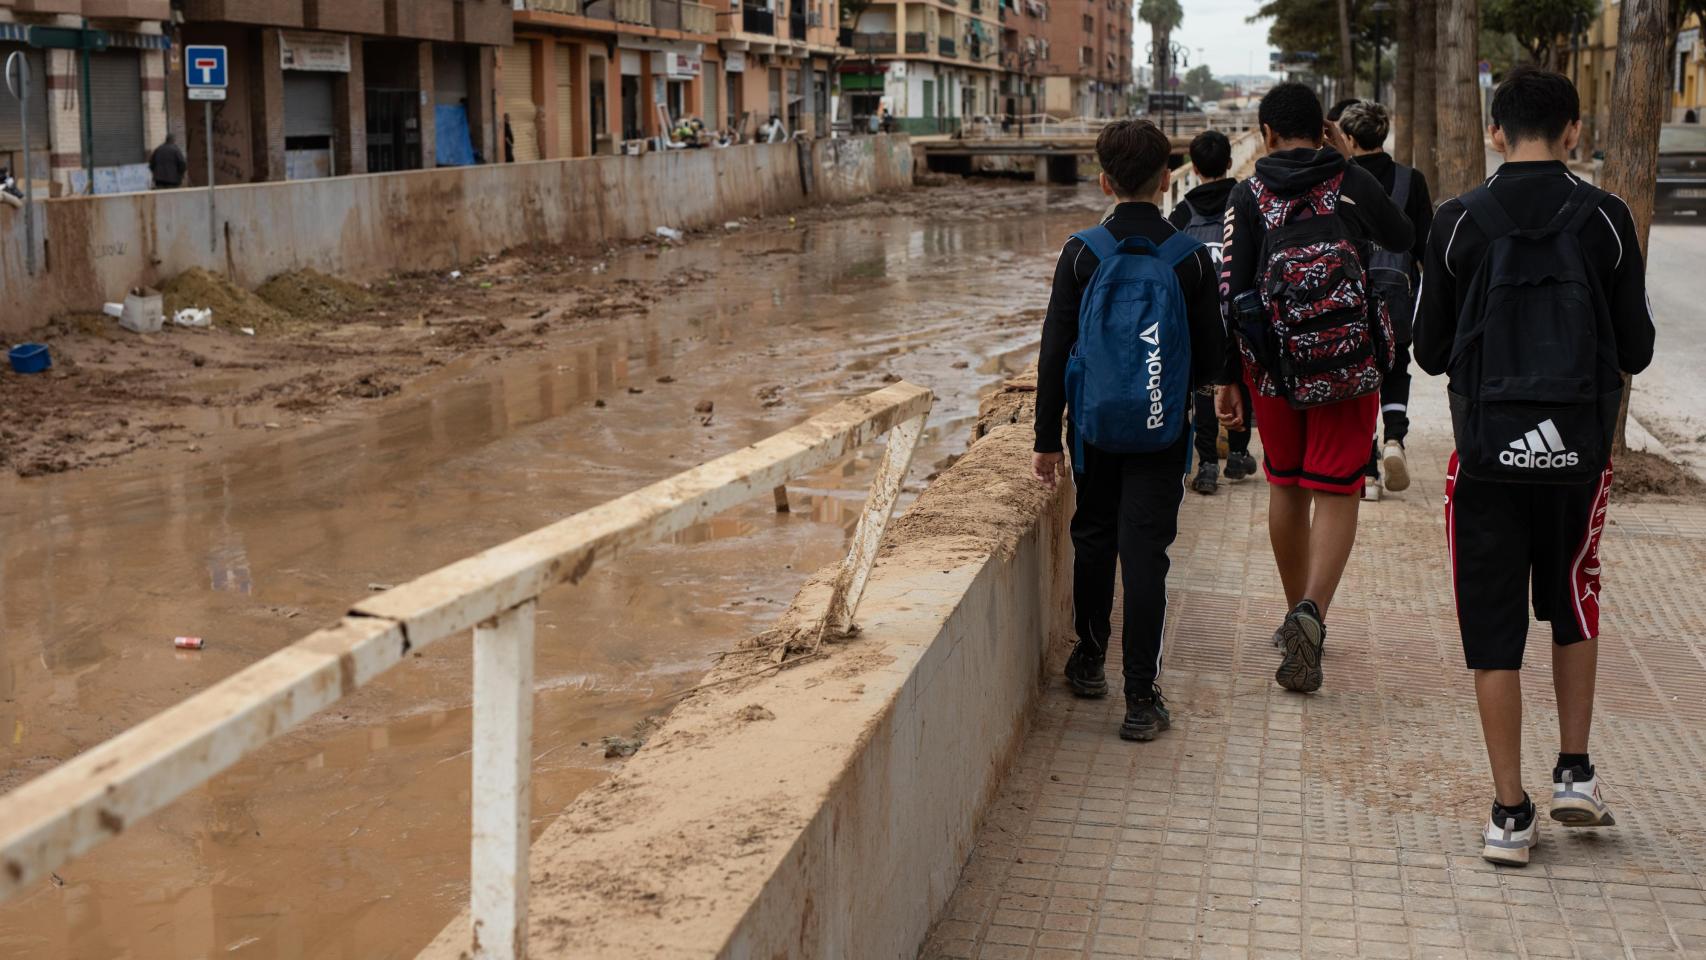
[694,400,714,414]
[756,384,784,408]
[1614,449,1705,499]
[602,736,644,758]
[173,308,213,328]
[654,226,684,243]
[161,268,287,332]
[174,636,205,650]
[735,704,775,722]
[255,269,376,324]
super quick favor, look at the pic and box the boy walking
[1334,100,1435,502]
[1033,119,1225,741]
[1213,82,1413,693]
[1413,67,1654,866]
[1169,129,1257,496]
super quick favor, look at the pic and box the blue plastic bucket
[8,343,51,374]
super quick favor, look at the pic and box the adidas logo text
[1499,419,1580,470]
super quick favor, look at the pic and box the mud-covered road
[0,179,1108,959]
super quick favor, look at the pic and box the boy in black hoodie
[1212,83,1413,694]
[1170,129,1257,496]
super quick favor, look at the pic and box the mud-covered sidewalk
[925,381,1706,960]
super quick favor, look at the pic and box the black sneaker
[1120,684,1172,741]
[1224,450,1258,482]
[1274,602,1325,693]
[1064,641,1108,698]
[1191,462,1220,495]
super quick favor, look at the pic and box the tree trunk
[1412,0,1438,187]
[1435,0,1481,200]
[1338,0,1357,98]
[1602,0,1669,452]
[1394,0,1415,165]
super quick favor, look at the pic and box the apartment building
[0,0,173,195]
[1038,0,1127,118]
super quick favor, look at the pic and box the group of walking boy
[1032,67,1655,866]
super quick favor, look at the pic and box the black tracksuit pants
[1193,384,1251,466]
[1367,341,1414,477]
[1070,432,1187,691]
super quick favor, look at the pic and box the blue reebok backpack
[1064,226,1201,465]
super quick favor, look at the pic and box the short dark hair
[1490,65,1580,146]
[1260,82,1326,143]
[1096,119,1172,197]
[1327,98,1361,123]
[1189,130,1232,178]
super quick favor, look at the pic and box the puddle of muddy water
[0,182,1105,959]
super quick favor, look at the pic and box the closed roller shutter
[88,49,144,168]
[705,62,720,129]
[283,72,336,138]
[503,42,539,162]
[0,45,49,154]
[555,44,573,157]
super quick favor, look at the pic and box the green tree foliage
[1255,0,1395,90]
[1184,64,1227,101]
[1483,0,1596,69]
[1140,0,1186,83]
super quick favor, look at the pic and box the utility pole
[1434,0,1480,200]
[1601,0,1668,450]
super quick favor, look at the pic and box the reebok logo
[1141,322,1165,429]
[1499,419,1580,470]
[1140,322,1160,347]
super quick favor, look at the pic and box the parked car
[1657,123,1706,216]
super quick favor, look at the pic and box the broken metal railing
[0,381,933,960]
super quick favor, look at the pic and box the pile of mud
[161,268,286,331]
[1615,448,1705,499]
[255,269,377,323]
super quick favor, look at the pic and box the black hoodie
[1167,177,1238,230]
[1217,146,1415,384]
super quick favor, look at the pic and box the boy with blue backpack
[1414,67,1654,866]
[1032,119,1225,742]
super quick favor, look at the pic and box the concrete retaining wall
[0,136,913,336]
[418,381,1072,959]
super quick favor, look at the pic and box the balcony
[616,0,652,23]
[526,0,581,13]
[682,0,714,32]
[905,31,928,53]
[938,35,955,56]
[969,0,981,11]
[851,31,898,54]
[742,5,774,33]
[652,0,681,29]
[789,12,806,38]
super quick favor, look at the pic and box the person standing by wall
[149,134,188,190]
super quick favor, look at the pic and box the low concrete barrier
[418,380,1072,958]
[0,136,913,336]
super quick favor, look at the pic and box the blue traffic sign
[184,45,227,89]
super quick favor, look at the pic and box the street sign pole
[6,52,36,276]
[206,100,215,252]
[184,45,228,254]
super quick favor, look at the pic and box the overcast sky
[1139,0,1281,80]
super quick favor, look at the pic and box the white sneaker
[1382,441,1410,492]
[1361,476,1382,502]
[1551,769,1617,827]
[1481,809,1538,866]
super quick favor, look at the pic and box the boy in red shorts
[1214,83,1412,693]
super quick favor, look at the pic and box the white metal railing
[957,111,1257,140]
[0,382,933,960]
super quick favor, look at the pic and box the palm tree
[1139,0,1185,101]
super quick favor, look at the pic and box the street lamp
[1370,0,1391,103]
[1147,39,1188,134]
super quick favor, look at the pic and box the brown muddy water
[0,182,1107,960]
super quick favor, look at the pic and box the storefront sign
[724,50,746,73]
[1682,27,1701,55]
[280,32,351,73]
[655,51,702,78]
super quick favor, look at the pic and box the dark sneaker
[1224,450,1258,482]
[1120,684,1171,741]
[1274,602,1325,693]
[1064,642,1108,698]
[1191,462,1220,495]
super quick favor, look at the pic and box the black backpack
[1180,199,1225,267]
[1448,181,1623,484]
[1366,164,1418,345]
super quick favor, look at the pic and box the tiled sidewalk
[922,390,1706,960]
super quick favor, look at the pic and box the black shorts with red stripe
[1444,452,1613,671]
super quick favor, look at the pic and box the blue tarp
[436,105,476,167]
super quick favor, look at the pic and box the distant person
[1414,65,1654,868]
[1688,108,1699,123]
[762,115,788,143]
[1032,119,1225,743]
[1167,129,1254,496]
[503,114,515,162]
[881,109,895,135]
[149,133,187,190]
[1214,82,1412,694]
[1335,100,1435,501]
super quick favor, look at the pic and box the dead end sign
[186,44,227,101]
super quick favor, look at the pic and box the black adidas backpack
[1448,180,1623,484]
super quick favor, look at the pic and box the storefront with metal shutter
[88,49,145,169]
[283,71,336,178]
[0,44,49,179]
[554,43,573,158]
[503,41,539,162]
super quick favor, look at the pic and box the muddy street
[0,180,1106,960]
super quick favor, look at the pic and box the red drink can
[174,636,205,650]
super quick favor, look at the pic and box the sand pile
[161,268,286,331]
[256,269,377,323]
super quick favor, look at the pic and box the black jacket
[1349,151,1434,268]
[1167,178,1237,230]
[1413,160,1654,379]
[1217,146,1415,384]
[1034,201,1225,454]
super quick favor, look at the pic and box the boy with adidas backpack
[1169,129,1258,497]
[1413,66,1655,867]
[1032,119,1225,742]
[1213,82,1413,695]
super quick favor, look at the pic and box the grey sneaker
[1119,684,1171,741]
[1274,602,1325,693]
[1191,462,1220,495]
[1551,766,1616,827]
